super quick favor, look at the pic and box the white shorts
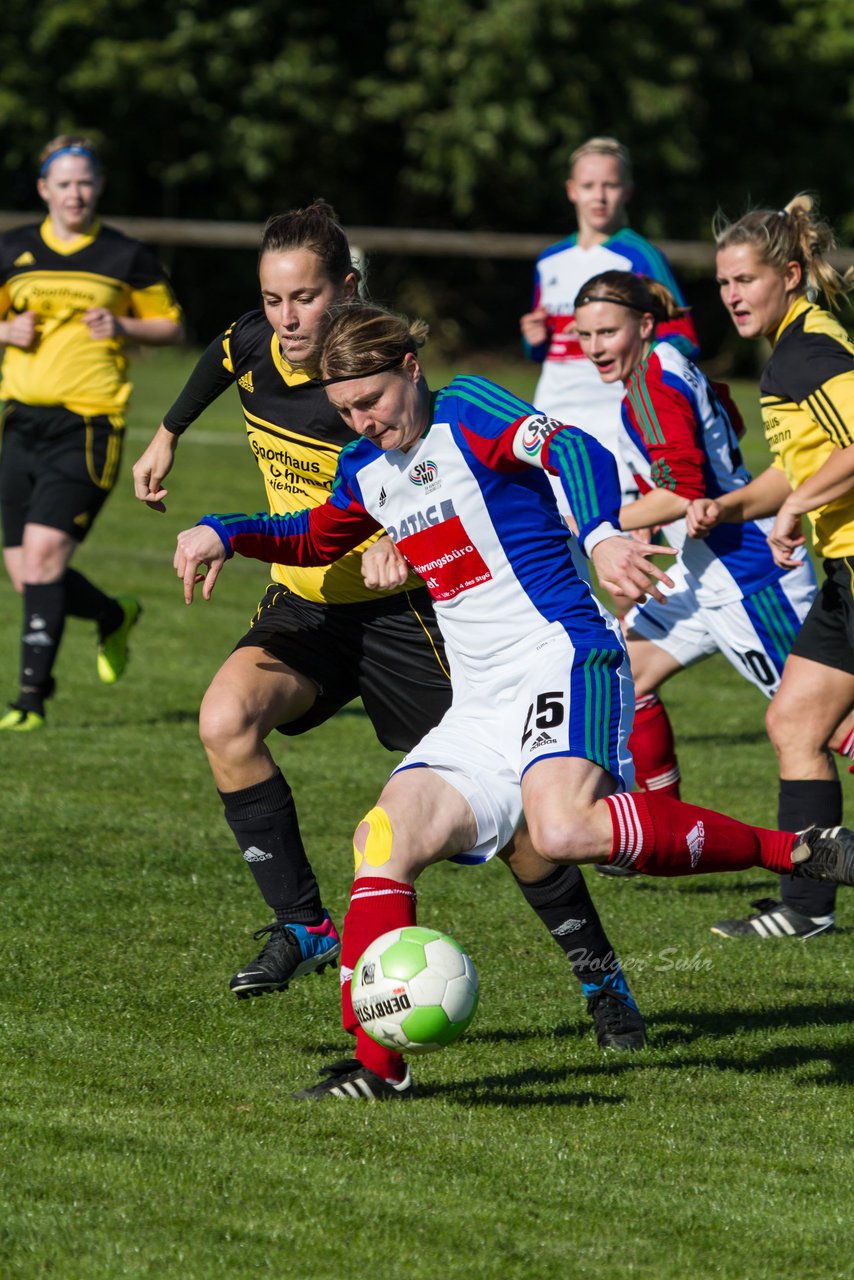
[392,624,635,864]
[626,562,817,697]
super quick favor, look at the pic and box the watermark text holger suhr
[564,947,714,975]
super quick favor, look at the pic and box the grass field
[2,350,853,1280]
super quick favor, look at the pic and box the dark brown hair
[259,199,361,287]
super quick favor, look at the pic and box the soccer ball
[351,927,479,1055]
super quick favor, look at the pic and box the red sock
[605,791,795,875]
[340,876,417,1082]
[629,693,681,797]
[836,724,854,775]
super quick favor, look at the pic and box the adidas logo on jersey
[531,731,557,749]
[14,251,35,266]
[238,371,254,392]
[378,486,387,508]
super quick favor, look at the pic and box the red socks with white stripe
[605,791,795,876]
[836,723,854,775]
[629,693,681,797]
[340,876,417,1082]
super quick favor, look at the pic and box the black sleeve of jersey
[126,239,175,290]
[162,335,234,434]
[774,329,854,404]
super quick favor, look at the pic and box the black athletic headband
[574,292,656,314]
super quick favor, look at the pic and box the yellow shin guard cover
[354,806,393,873]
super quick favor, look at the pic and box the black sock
[778,778,840,917]
[64,568,122,635]
[18,581,66,714]
[514,865,637,1006]
[219,770,323,924]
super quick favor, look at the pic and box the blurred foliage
[0,0,852,351]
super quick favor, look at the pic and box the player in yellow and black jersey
[131,201,646,1052]
[0,134,183,731]
[689,193,854,940]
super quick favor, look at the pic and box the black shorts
[234,583,453,750]
[790,556,854,677]
[0,401,125,547]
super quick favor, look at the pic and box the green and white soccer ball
[351,927,479,1054]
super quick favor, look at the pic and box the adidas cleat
[587,990,647,1051]
[229,910,341,998]
[791,826,854,887]
[97,595,142,684]
[0,705,45,732]
[292,1058,413,1101]
[710,897,835,941]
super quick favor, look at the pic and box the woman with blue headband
[0,134,184,730]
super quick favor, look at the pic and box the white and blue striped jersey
[201,376,628,678]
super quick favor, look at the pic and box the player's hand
[0,310,38,349]
[174,525,227,603]
[361,535,409,590]
[132,424,178,512]
[685,498,722,540]
[82,307,123,340]
[591,535,677,605]
[520,307,549,347]
[767,503,806,570]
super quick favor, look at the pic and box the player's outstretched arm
[132,336,235,511]
[591,535,677,605]
[174,524,228,603]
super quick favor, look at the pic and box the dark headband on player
[574,292,655,314]
[320,348,416,386]
[40,145,101,178]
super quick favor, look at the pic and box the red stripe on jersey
[625,355,707,500]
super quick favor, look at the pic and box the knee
[353,806,396,875]
[199,686,257,759]
[766,695,811,755]
[526,812,595,864]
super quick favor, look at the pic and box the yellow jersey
[761,296,854,558]
[0,216,182,417]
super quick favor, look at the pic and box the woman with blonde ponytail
[686,195,854,939]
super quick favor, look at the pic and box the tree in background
[0,0,851,347]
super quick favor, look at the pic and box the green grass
[2,352,853,1280]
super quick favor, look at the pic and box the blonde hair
[569,136,632,181]
[714,194,854,312]
[38,134,102,178]
[319,304,429,383]
[574,271,687,322]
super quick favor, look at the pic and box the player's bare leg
[520,754,854,886]
[200,646,340,997]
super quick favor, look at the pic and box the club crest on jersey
[518,413,561,456]
[408,459,440,493]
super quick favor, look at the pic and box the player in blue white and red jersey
[520,137,698,499]
[133,203,649,1050]
[173,304,854,1100]
[573,270,818,807]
